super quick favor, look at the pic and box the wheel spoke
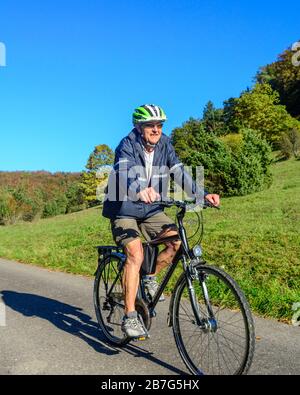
[172,265,254,375]
[94,256,128,346]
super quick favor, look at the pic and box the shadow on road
[1,290,186,374]
[1,290,117,356]
[123,343,187,375]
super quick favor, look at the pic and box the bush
[226,129,273,196]
[278,128,300,160]
[0,191,11,225]
[66,182,85,213]
[171,121,273,197]
[220,134,243,154]
[43,194,68,218]
[12,187,44,221]
[0,187,45,225]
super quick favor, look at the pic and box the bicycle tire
[94,254,130,347]
[171,264,255,375]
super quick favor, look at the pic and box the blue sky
[0,0,299,172]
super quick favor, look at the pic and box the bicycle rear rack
[94,246,126,275]
[96,245,124,257]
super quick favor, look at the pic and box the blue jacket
[102,129,208,220]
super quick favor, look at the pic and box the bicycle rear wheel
[94,254,130,346]
[172,264,255,375]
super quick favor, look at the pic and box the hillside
[0,171,83,224]
[0,159,299,321]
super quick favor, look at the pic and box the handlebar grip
[204,201,220,209]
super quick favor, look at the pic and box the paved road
[0,258,299,375]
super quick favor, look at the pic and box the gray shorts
[111,212,178,247]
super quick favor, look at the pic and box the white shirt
[144,149,155,184]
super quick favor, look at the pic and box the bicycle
[94,199,255,375]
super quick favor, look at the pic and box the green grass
[0,159,299,322]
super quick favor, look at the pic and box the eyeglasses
[142,122,163,130]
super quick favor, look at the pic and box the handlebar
[149,198,220,210]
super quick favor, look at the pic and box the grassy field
[0,159,299,322]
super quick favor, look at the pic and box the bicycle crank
[135,298,152,331]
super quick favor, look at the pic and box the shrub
[226,129,273,196]
[11,187,44,221]
[172,121,273,197]
[278,128,300,159]
[43,194,68,218]
[220,134,243,154]
[0,191,11,225]
[0,187,45,224]
[66,182,85,213]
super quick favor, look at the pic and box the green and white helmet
[132,104,167,125]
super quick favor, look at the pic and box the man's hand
[205,194,220,207]
[137,187,160,204]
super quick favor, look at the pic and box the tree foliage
[219,133,243,154]
[81,144,114,206]
[202,101,228,136]
[171,119,272,196]
[86,144,114,171]
[256,42,300,119]
[0,171,84,225]
[224,83,300,146]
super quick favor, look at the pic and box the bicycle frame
[96,201,215,327]
[143,204,209,327]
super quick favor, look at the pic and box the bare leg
[122,239,144,315]
[153,230,181,276]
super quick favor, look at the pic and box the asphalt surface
[0,257,299,375]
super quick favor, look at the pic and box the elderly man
[103,104,220,339]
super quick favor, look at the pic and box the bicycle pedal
[133,334,150,342]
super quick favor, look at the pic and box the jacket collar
[129,128,146,165]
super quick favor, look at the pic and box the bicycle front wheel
[94,254,130,347]
[172,264,255,375]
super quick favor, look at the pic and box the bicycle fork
[184,258,218,333]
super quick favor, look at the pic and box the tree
[202,101,228,136]
[223,97,240,133]
[86,144,114,171]
[256,42,300,119]
[81,144,114,206]
[226,83,300,146]
[171,117,203,162]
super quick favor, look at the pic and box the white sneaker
[143,276,165,302]
[121,312,149,339]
